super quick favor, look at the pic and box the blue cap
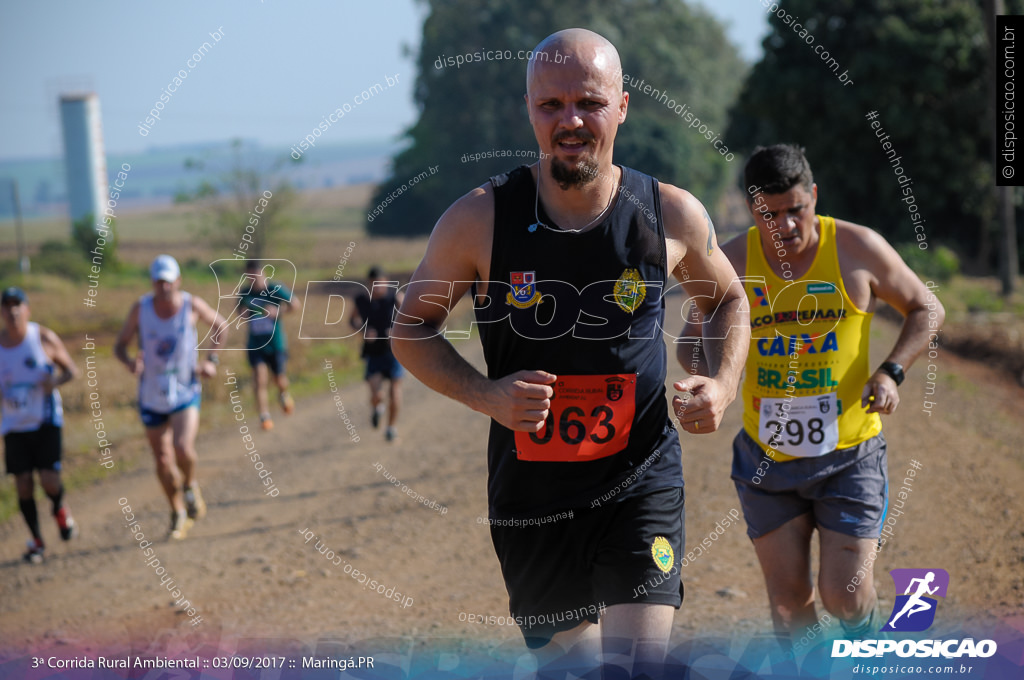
[1,287,27,305]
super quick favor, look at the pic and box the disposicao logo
[832,568,998,659]
[881,568,948,632]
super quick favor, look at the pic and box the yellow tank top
[741,216,881,462]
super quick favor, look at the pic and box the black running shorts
[4,424,62,475]
[489,486,685,648]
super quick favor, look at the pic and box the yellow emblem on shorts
[651,536,674,574]
[613,268,646,314]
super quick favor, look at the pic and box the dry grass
[0,184,431,521]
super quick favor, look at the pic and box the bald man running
[392,28,748,674]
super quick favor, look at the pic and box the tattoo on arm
[703,207,716,255]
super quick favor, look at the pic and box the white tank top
[138,292,200,412]
[0,322,64,434]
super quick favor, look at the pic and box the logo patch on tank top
[651,536,674,574]
[506,271,542,309]
[155,336,179,359]
[613,268,646,313]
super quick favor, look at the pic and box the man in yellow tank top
[677,145,944,645]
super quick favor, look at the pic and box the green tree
[367,0,745,236]
[176,139,297,261]
[71,212,121,272]
[727,0,1021,269]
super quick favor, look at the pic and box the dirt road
[1,318,1022,672]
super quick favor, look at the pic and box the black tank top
[476,164,683,519]
[355,292,397,358]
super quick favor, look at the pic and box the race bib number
[3,384,34,414]
[758,393,839,458]
[515,374,635,462]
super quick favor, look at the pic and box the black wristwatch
[878,361,905,386]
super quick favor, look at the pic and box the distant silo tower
[59,93,108,233]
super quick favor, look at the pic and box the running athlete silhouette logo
[223,264,283,329]
[880,568,949,632]
[200,259,297,350]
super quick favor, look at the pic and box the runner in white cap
[114,255,228,540]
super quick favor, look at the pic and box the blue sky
[0,0,766,161]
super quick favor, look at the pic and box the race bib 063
[515,374,635,462]
[758,393,839,458]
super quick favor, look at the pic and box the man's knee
[172,440,197,458]
[38,471,61,493]
[153,453,177,475]
[15,473,35,496]
[820,582,874,619]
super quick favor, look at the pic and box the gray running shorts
[731,428,888,540]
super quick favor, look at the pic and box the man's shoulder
[655,182,706,229]
[654,180,697,208]
[428,180,495,254]
[833,217,893,261]
[834,216,883,241]
[447,182,495,218]
[34,323,55,341]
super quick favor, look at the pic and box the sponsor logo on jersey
[807,282,837,294]
[750,307,847,329]
[506,271,542,309]
[155,336,178,359]
[757,367,839,390]
[613,268,646,313]
[756,332,839,356]
[751,286,770,307]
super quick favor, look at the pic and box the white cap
[150,254,180,282]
